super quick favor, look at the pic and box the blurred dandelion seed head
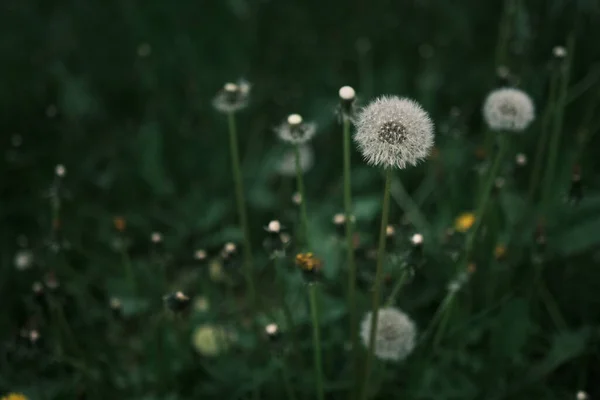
[360,307,416,361]
[292,192,302,205]
[333,213,346,225]
[576,391,589,400]
[14,250,33,271]
[265,323,279,336]
[277,145,314,176]
[355,96,434,169]
[276,114,317,144]
[483,88,535,132]
[109,297,122,310]
[55,164,66,177]
[516,153,527,166]
[192,325,229,357]
[266,220,281,233]
[386,225,395,237]
[553,46,567,58]
[151,232,162,243]
[212,79,251,113]
[411,233,424,245]
[194,249,207,261]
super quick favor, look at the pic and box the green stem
[528,71,559,200]
[494,0,516,68]
[280,359,297,400]
[121,246,137,296]
[384,270,410,308]
[227,112,256,307]
[343,116,359,396]
[465,135,508,261]
[542,33,574,212]
[432,293,455,348]
[308,283,325,400]
[360,168,392,400]
[294,144,309,247]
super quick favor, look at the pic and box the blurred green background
[2,0,600,399]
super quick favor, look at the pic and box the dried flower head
[360,307,416,361]
[213,80,251,113]
[483,88,535,132]
[277,144,314,176]
[14,250,33,271]
[276,114,317,144]
[354,96,434,169]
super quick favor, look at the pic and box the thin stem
[528,71,559,200]
[308,283,324,400]
[542,33,575,212]
[465,135,508,260]
[294,144,309,247]
[343,116,359,396]
[360,168,392,400]
[494,0,516,68]
[121,245,137,296]
[384,270,410,308]
[227,111,256,306]
[432,294,455,348]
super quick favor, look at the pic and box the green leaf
[556,216,600,255]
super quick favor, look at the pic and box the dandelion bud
[276,114,317,144]
[483,88,535,132]
[515,153,527,166]
[354,96,434,169]
[212,79,251,113]
[277,145,314,176]
[164,291,191,312]
[150,232,162,243]
[553,46,567,59]
[14,250,33,271]
[55,164,66,177]
[360,307,416,361]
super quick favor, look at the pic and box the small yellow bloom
[494,244,507,260]
[1,394,28,400]
[454,212,475,233]
[295,252,323,272]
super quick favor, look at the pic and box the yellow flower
[192,325,230,357]
[1,394,28,400]
[295,252,323,272]
[454,212,475,233]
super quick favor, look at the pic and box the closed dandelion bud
[277,145,314,176]
[339,85,357,118]
[483,88,535,132]
[354,96,434,169]
[212,80,251,113]
[276,114,317,144]
[360,307,416,361]
[164,291,190,312]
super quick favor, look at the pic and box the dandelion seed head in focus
[354,96,434,169]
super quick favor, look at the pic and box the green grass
[2,1,600,399]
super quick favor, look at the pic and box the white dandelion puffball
[483,88,535,132]
[212,79,251,113]
[14,250,33,271]
[277,145,314,176]
[276,114,317,144]
[360,307,416,361]
[354,96,434,169]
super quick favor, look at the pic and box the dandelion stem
[308,283,325,400]
[542,33,575,212]
[465,135,508,260]
[121,246,137,296]
[343,116,359,395]
[227,111,256,307]
[360,168,392,400]
[528,70,559,201]
[384,270,410,308]
[294,144,309,247]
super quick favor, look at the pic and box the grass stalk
[308,283,325,400]
[227,111,256,307]
[360,168,392,400]
[294,144,310,247]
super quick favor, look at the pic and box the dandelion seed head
[277,145,314,176]
[360,307,416,361]
[267,220,281,233]
[280,232,291,245]
[516,153,527,166]
[386,225,395,237]
[576,391,589,400]
[224,242,237,254]
[194,249,207,261]
[333,213,346,225]
[292,192,302,205]
[276,114,317,144]
[354,96,434,169]
[29,330,40,343]
[151,232,162,243]
[339,86,356,101]
[265,323,279,336]
[483,88,535,132]
[213,79,251,113]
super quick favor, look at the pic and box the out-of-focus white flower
[192,324,231,356]
[213,80,251,113]
[354,96,434,169]
[14,250,33,271]
[276,114,317,144]
[483,88,535,132]
[360,307,416,361]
